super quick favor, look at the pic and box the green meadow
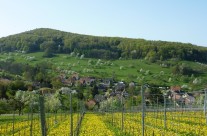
[1,52,207,90]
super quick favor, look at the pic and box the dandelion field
[0,113,79,136]
[1,110,207,136]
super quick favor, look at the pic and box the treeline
[0,28,207,62]
[119,40,207,62]
[0,60,52,88]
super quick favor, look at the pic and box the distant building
[114,82,125,92]
[168,86,195,107]
[79,77,96,86]
[182,93,195,105]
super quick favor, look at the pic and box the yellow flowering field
[79,113,115,136]
[102,111,207,136]
[0,113,78,136]
[1,111,207,135]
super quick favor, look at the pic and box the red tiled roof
[170,86,181,91]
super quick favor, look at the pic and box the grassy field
[1,52,207,90]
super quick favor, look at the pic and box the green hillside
[1,52,207,91]
[1,28,207,62]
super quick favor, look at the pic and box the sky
[0,0,207,46]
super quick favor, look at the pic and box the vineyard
[0,89,207,136]
[1,111,207,136]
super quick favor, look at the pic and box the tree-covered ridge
[0,28,207,62]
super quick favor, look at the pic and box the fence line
[0,89,207,135]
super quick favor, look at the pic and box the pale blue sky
[0,0,207,46]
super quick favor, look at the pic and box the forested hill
[0,28,207,62]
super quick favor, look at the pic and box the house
[98,83,107,92]
[64,77,76,86]
[168,86,197,107]
[110,90,129,98]
[60,87,77,94]
[170,86,181,92]
[97,78,113,92]
[182,93,195,105]
[71,73,79,80]
[57,74,75,86]
[79,77,96,86]
[168,86,185,106]
[39,87,55,95]
[101,78,112,88]
[85,99,96,110]
[58,74,67,83]
[114,81,125,92]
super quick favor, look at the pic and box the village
[57,72,206,110]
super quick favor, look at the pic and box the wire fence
[97,88,207,136]
[0,92,85,136]
[0,88,207,136]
